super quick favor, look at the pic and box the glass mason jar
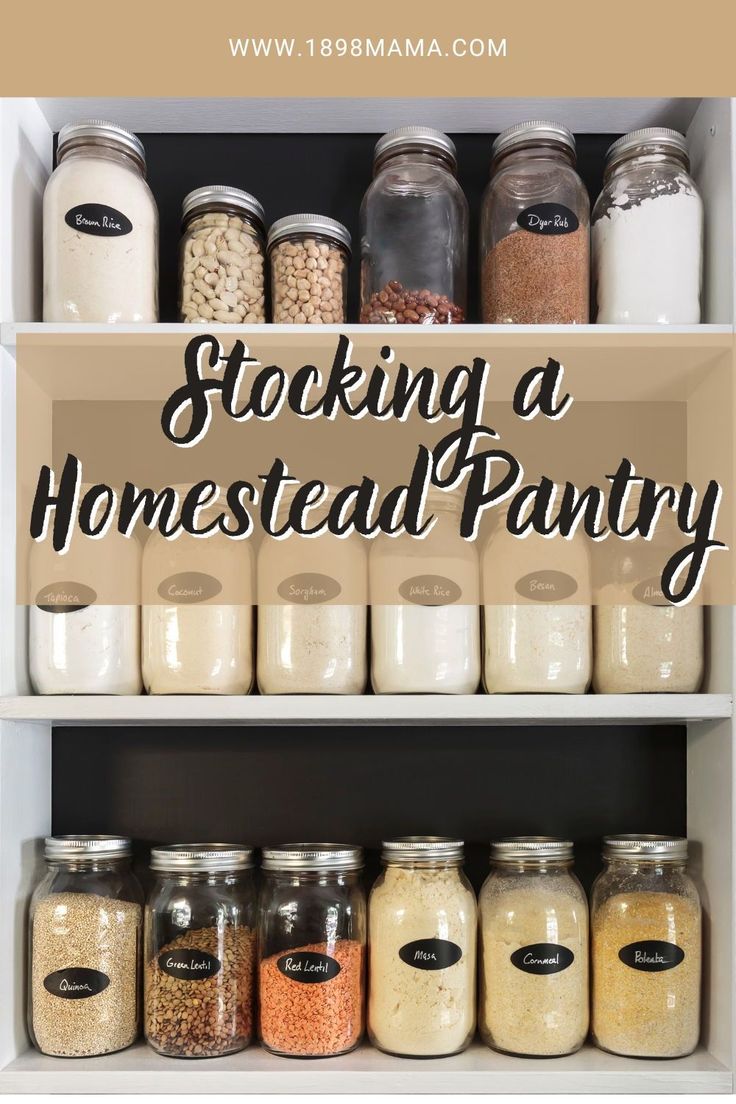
[258,844,366,1058]
[480,121,590,324]
[257,486,368,694]
[370,491,480,693]
[479,837,589,1058]
[44,120,158,322]
[360,127,468,323]
[268,214,351,324]
[482,511,592,693]
[144,844,257,1058]
[142,487,254,695]
[179,185,266,324]
[29,835,143,1058]
[593,129,703,324]
[591,835,702,1058]
[368,837,476,1057]
[29,486,142,694]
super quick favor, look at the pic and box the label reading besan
[515,570,578,602]
[399,575,462,606]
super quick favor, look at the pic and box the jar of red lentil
[258,844,366,1058]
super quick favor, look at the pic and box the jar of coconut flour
[370,491,480,694]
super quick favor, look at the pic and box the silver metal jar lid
[492,120,576,161]
[603,834,688,861]
[491,836,574,862]
[382,836,464,862]
[267,213,352,254]
[606,127,689,169]
[374,126,457,170]
[150,844,254,873]
[181,185,265,228]
[262,843,363,872]
[57,120,146,168]
[45,835,132,861]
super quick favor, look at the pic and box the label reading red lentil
[398,938,463,971]
[276,950,341,983]
[277,573,341,604]
[632,577,672,607]
[157,572,223,604]
[398,575,462,606]
[515,570,578,601]
[35,582,97,613]
[618,940,685,972]
[510,943,575,975]
[517,203,579,235]
[43,967,111,998]
[65,203,133,236]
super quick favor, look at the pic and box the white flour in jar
[257,604,367,694]
[30,604,141,695]
[371,604,480,694]
[484,604,592,693]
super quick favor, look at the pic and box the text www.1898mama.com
[228,37,508,60]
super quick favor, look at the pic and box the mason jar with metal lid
[480,121,589,324]
[593,129,703,323]
[360,127,468,323]
[479,837,589,1057]
[144,844,257,1058]
[368,837,476,1057]
[268,213,351,323]
[591,835,702,1058]
[29,835,143,1057]
[44,120,159,322]
[179,185,266,324]
[258,843,366,1057]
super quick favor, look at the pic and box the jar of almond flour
[591,835,702,1058]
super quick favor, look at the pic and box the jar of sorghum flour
[44,120,158,322]
[268,213,351,323]
[29,836,143,1058]
[144,845,257,1058]
[479,837,589,1057]
[258,844,366,1058]
[591,835,702,1058]
[179,185,266,323]
[360,127,468,323]
[480,121,590,324]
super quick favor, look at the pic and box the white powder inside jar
[257,605,367,694]
[371,605,480,693]
[593,596,704,693]
[30,605,141,695]
[484,605,592,693]
[143,605,253,694]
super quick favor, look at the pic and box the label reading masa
[43,967,110,999]
[277,951,341,983]
[399,938,463,970]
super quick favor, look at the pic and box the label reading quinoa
[157,572,223,604]
[398,575,462,606]
[158,948,222,980]
[65,203,133,236]
[35,581,97,613]
[398,938,463,971]
[515,570,578,601]
[510,943,575,975]
[276,950,341,983]
[618,940,685,972]
[632,577,672,607]
[517,203,580,235]
[43,967,110,999]
[277,573,341,604]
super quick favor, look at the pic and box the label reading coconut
[65,203,133,236]
[276,950,341,983]
[157,572,222,604]
[618,940,685,972]
[510,943,575,975]
[515,571,578,602]
[398,575,462,606]
[158,949,222,980]
[398,939,463,971]
[632,577,671,607]
[43,967,110,999]
[517,203,579,235]
[277,573,341,604]
[35,582,97,614]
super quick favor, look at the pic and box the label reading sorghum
[158,948,222,980]
[65,203,133,236]
[398,575,462,606]
[510,943,575,975]
[35,582,97,613]
[517,203,580,235]
[618,940,685,972]
[515,570,578,601]
[398,938,463,971]
[157,572,223,604]
[43,967,111,998]
[276,950,342,983]
[277,573,341,604]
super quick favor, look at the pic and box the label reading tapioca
[398,938,463,971]
[618,940,685,972]
[157,572,223,604]
[43,967,110,998]
[158,948,222,980]
[510,943,575,975]
[277,573,341,604]
[35,581,97,613]
[517,203,579,235]
[632,577,671,607]
[398,575,462,606]
[65,203,133,236]
[276,950,341,983]
[515,570,578,601]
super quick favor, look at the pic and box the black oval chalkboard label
[398,939,463,971]
[277,573,341,604]
[618,940,685,972]
[399,575,462,606]
[158,948,222,980]
[510,943,575,975]
[35,581,97,614]
[517,203,579,235]
[158,571,223,604]
[515,570,578,602]
[276,951,341,983]
[632,577,671,607]
[65,203,133,236]
[44,967,110,999]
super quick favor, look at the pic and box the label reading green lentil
[43,967,110,998]
[158,948,222,980]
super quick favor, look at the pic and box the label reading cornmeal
[510,943,575,974]
[517,203,579,235]
[276,950,341,983]
[277,573,341,604]
[618,940,685,972]
[35,582,97,613]
[65,203,133,236]
[157,572,222,604]
[43,967,110,998]
[158,948,222,980]
[515,571,578,601]
[398,938,463,970]
[398,575,462,606]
